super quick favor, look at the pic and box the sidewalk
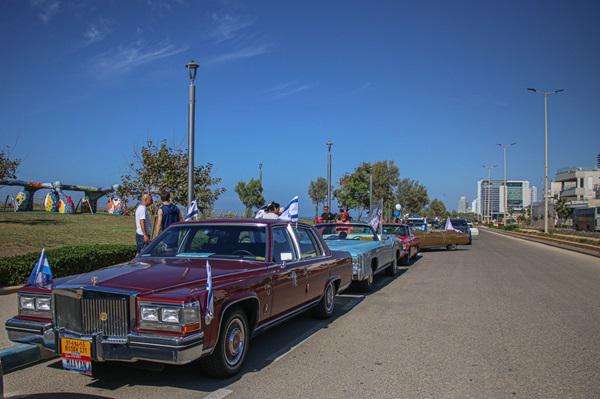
[0,293,17,349]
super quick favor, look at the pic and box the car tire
[314,280,336,319]
[201,308,249,378]
[446,244,457,251]
[356,269,373,293]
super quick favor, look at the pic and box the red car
[382,223,420,265]
[6,219,353,378]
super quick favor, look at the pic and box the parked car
[5,219,353,378]
[468,222,479,238]
[314,223,404,292]
[412,223,471,250]
[382,223,420,265]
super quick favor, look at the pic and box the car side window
[271,227,296,263]
[293,228,320,259]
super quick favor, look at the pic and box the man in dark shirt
[320,206,335,222]
[154,191,184,238]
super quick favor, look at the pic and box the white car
[468,223,479,237]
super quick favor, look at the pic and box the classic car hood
[324,239,381,256]
[54,258,262,294]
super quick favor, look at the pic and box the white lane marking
[204,388,233,399]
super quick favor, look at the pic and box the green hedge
[0,244,137,287]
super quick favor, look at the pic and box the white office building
[457,196,467,213]
[477,179,531,219]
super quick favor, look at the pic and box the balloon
[395,203,402,211]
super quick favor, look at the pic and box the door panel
[270,227,307,316]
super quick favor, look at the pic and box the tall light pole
[369,173,373,214]
[186,61,199,207]
[258,162,263,186]
[497,143,516,222]
[528,88,564,234]
[482,164,497,223]
[326,141,333,210]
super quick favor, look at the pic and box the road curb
[483,228,600,258]
[0,343,40,374]
[0,286,21,296]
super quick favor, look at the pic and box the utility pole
[185,61,199,207]
[258,162,263,186]
[369,173,373,215]
[528,88,564,234]
[326,141,333,210]
[482,164,497,223]
[497,143,516,223]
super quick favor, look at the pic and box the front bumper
[5,317,204,365]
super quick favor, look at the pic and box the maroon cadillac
[5,219,353,377]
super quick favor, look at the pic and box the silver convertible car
[314,223,405,292]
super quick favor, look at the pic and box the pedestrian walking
[154,191,183,237]
[135,193,153,254]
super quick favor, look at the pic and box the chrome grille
[54,291,130,337]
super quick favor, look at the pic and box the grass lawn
[0,211,135,257]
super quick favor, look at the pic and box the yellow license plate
[61,338,92,358]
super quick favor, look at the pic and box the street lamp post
[258,162,263,186]
[528,88,564,234]
[482,164,497,223]
[497,143,516,223]
[185,61,199,207]
[326,141,333,210]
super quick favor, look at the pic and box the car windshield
[451,219,468,227]
[316,224,377,241]
[141,224,267,261]
[382,225,409,236]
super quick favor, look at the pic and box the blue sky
[1,0,599,214]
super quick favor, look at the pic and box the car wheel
[314,280,336,319]
[201,308,249,378]
[400,252,412,266]
[356,269,373,292]
[446,244,457,251]
[413,247,420,258]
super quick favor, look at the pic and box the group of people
[316,206,353,224]
[135,191,184,253]
[255,201,282,219]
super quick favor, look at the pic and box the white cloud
[210,13,256,43]
[203,43,272,66]
[83,18,112,45]
[91,41,189,76]
[263,81,311,100]
[30,0,61,24]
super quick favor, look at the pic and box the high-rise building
[597,152,600,169]
[457,196,467,213]
[530,185,538,204]
[477,179,531,219]
[471,199,478,214]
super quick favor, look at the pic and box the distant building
[554,167,600,205]
[531,185,538,204]
[457,196,467,213]
[477,179,531,219]
[597,152,600,169]
[471,199,478,214]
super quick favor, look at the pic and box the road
[4,230,600,399]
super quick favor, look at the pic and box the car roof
[382,223,409,227]
[176,218,311,227]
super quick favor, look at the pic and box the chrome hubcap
[224,318,245,367]
[325,284,334,312]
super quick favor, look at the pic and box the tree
[555,197,571,225]
[235,178,265,218]
[334,160,400,214]
[396,178,429,215]
[308,177,328,219]
[0,146,20,180]
[428,198,448,219]
[119,140,225,216]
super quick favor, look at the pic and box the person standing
[154,191,183,237]
[320,206,335,222]
[135,193,153,253]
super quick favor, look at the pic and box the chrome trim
[254,298,320,334]
[208,296,259,355]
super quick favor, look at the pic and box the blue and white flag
[278,196,299,222]
[204,260,214,324]
[185,200,198,221]
[368,205,383,231]
[27,248,53,288]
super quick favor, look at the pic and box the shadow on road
[16,269,411,397]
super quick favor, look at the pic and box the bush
[0,244,136,287]
[502,224,519,231]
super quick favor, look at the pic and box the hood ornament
[91,276,98,286]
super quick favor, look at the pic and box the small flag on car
[26,248,53,288]
[205,260,214,324]
[185,200,198,221]
[368,205,383,231]
[278,196,299,222]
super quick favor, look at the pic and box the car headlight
[161,308,180,324]
[140,306,159,322]
[36,297,52,311]
[19,296,35,310]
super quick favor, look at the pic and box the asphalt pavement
[3,230,600,399]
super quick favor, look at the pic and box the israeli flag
[368,206,383,231]
[27,248,53,288]
[205,260,214,324]
[444,217,460,232]
[185,200,198,221]
[278,196,299,222]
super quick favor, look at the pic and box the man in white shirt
[135,194,153,253]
